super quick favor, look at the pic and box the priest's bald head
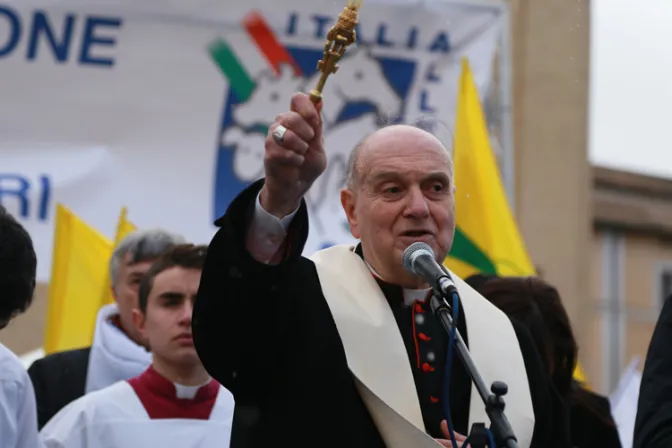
[340,124,457,288]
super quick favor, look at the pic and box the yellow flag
[445,58,587,384]
[445,58,535,279]
[100,207,138,306]
[44,205,113,354]
[573,363,586,383]
[115,207,137,243]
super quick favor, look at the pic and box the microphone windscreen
[401,242,434,274]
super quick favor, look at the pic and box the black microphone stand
[430,291,519,448]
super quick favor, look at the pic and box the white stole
[309,245,535,447]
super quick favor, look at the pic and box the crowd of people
[0,92,670,447]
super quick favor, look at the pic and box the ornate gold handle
[309,0,363,104]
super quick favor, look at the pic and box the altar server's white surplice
[40,367,234,448]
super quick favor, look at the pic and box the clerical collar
[175,382,207,399]
[359,245,431,306]
[130,365,218,401]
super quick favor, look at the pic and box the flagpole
[498,1,515,212]
[113,207,128,243]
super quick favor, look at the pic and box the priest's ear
[340,188,361,239]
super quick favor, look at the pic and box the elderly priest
[193,93,570,448]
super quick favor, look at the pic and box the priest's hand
[435,420,467,447]
[260,93,326,219]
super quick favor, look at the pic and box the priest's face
[341,125,456,288]
[135,266,202,366]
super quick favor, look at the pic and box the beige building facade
[587,167,672,394]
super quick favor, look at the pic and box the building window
[660,268,672,307]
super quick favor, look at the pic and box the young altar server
[40,244,234,448]
[29,228,186,429]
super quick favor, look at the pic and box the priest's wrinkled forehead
[346,124,454,189]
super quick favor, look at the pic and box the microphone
[402,242,457,296]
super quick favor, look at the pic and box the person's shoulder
[581,387,609,403]
[28,347,91,372]
[82,380,132,404]
[217,383,234,398]
[0,343,23,368]
[32,347,91,364]
[212,384,236,417]
[215,383,235,407]
[0,343,32,390]
[40,384,99,441]
[69,381,144,424]
[48,381,132,421]
[573,385,612,413]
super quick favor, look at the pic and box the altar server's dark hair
[138,244,207,313]
[0,205,37,329]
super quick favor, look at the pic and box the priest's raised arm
[192,93,571,448]
[192,94,387,447]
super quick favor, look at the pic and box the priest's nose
[403,186,430,218]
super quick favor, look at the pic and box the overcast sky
[590,0,672,179]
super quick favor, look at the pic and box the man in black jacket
[193,93,571,447]
[28,229,185,428]
[634,293,672,448]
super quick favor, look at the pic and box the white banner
[0,0,504,281]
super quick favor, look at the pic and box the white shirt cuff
[246,191,299,263]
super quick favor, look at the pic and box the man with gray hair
[28,228,185,429]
